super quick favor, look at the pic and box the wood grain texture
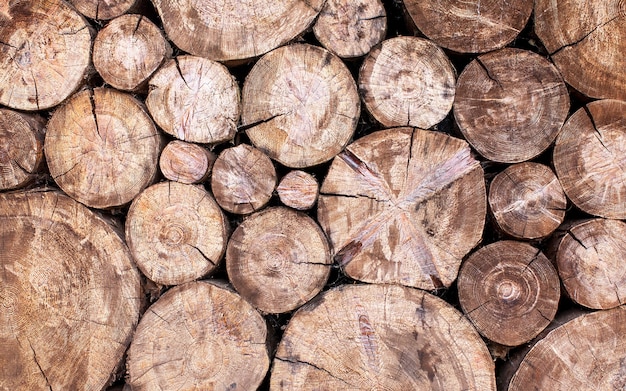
[277,170,319,210]
[318,127,486,290]
[0,108,44,190]
[159,140,215,184]
[271,284,496,390]
[70,0,138,20]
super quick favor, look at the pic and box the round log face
[241,43,360,168]
[359,36,456,129]
[0,109,43,190]
[226,207,331,314]
[556,219,626,310]
[126,181,228,286]
[159,140,215,184]
[404,0,532,53]
[146,56,240,144]
[535,0,626,100]
[70,0,136,20]
[0,0,92,111]
[454,48,570,163]
[489,162,566,239]
[127,281,270,390]
[277,170,319,210]
[553,100,626,219]
[271,284,496,390]
[509,307,626,390]
[0,191,143,390]
[318,127,486,290]
[150,0,323,62]
[45,88,161,209]
[458,241,560,346]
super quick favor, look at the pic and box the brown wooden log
[534,0,626,100]
[508,306,626,390]
[150,0,323,62]
[550,218,626,310]
[457,241,560,347]
[0,0,93,111]
[318,127,486,290]
[127,280,270,390]
[241,43,360,168]
[0,190,143,390]
[45,88,162,209]
[454,48,570,163]
[312,0,386,58]
[226,206,331,314]
[93,14,171,92]
[489,162,567,240]
[358,36,456,129]
[146,55,240,144]
[125,181,229,286]
[277,170,319,210]
[271,284,496,390]
[69,0,139,20]
[553,99,626,219]
[403,0,532,53]
[159,140,215,184]
[0,108,44,190]
[211,144,276,215]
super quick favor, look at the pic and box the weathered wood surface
[277,170,319,210]
[70,0,140,20]
[159,140,215,184]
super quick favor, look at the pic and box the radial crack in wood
[0,108,44,190]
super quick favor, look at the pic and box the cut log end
[159,140,215,184]
[277,170,319,210]
[0,109,44,190]
[70,0,138,20]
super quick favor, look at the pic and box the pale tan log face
[241,43,360,168]
[556,219,626,310]
[489,162,566,239]
[127,281,270,390]
[271,284,496,390]
[0,109,44,190]
[150,0,323,62]
[226,207,331,314]
[159,140,215,184]
[359,37,456,129]
[458,241,560,346]
[93,14,170,91]
[45,88,161,209]
[0,0,92,111]
[126,181,228,286]
[454,48,570,163]
[146,56,240,144]
[70,0,137,20]
[277,170,319,210]
[404,0,532,53]
[509,307,626,390]
[553,100,626,219]
[318,128,486,290]
[0,191,143,391]
[313,0,386,58]
[535,0,626,100]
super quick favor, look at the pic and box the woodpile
[1,0,625,390]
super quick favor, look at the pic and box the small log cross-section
[127,281,270,390]
[125,181,229,286]
[150,0,323,62]
[45,88,162,209]
[146,55,240,144]
[551,218,626,310]
[0,108,44,190]
[226,207,331,314]
[489,162,567,240]
[508,307,626,390]
[70,0,139,20]
[277,170,319,210]
[553,99,626,219]
[534,0,626,100]
[312,0,387,58]
[271,284,496,390]
[403,0,532,53]
[0,191,143,391]
[454,48,570,163]
[241,43,360,168]
[318,127,486,290]
[93,14,171,92]
[0,0,93,111]
[159,140,215,184]
[211,144,277,215]
[359,36,456,129]
[457,241,560,347]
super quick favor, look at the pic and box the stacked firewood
[1,0,625,390]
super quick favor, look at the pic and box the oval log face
[318,127,486,290]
